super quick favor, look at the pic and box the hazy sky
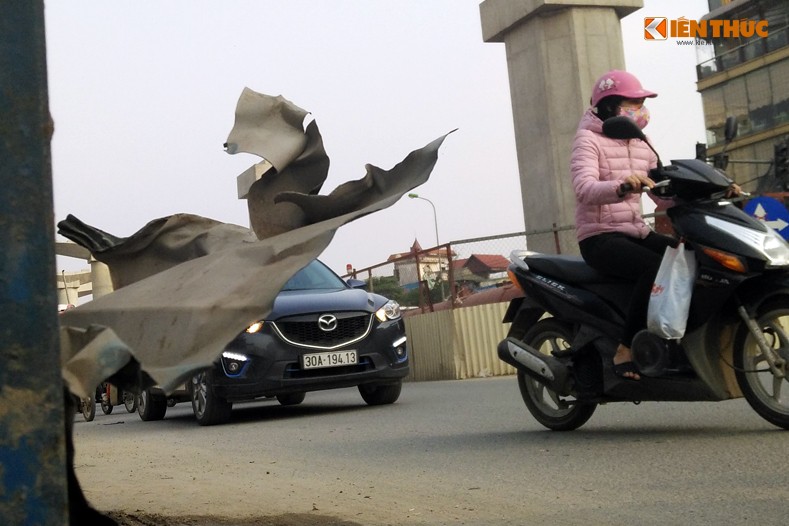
[45,0,710,276]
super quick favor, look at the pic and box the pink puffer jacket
[571,108,658,242]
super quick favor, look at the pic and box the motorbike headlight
[706,216,789,268]
[376,300,401,322]
[762,229,789,268]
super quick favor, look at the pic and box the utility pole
[0,1,68,523]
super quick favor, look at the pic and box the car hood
[268,288,387,320]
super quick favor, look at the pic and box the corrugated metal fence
[344,232,535,382]
[404,302,516,381]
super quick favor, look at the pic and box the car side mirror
[346,279,367,290]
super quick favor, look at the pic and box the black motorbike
[498,116,789,431]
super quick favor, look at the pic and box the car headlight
[376,300,401,322]
[246,321,264,334]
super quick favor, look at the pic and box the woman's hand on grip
[617,174,654,197]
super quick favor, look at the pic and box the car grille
[271,312,373,350]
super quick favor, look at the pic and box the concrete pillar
[55,242,113,300]
[480,0,642,254]
[56,276,80,307]
[56,268,110,306]
[90,259,113,299]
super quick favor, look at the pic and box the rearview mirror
[602,116,647,141]
[602,115,663,168]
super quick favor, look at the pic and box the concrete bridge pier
[480,0,643,254]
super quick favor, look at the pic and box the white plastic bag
[647,242,696,339]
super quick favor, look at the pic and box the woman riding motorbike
[570,70,739,381]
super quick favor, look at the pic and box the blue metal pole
[0,1,68,524]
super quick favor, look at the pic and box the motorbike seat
[523,254,619,285]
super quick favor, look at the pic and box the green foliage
[368,276,405,302]
[401,281,444,307]
[366,275,444,307]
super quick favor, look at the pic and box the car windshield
[281,260,348,291]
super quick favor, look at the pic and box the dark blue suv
[189,259,408,425]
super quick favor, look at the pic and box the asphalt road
[72,376,788,526]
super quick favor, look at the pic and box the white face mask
[618,105,650,129]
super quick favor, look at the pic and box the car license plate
[302,350,358,370]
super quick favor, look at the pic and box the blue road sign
[743,196,789,239]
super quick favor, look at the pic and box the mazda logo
[318,314,338,332]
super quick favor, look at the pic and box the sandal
[613,361,641,381]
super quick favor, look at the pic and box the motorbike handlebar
[619,179,746,200]
[618,182,649,195]
[619,182,634,195]
[619,179,672,196]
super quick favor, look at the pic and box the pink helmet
[590,70,657,107]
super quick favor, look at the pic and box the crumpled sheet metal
[58,214,258,290]
[59,326,137,400]
[245,118,330,239]
[59,87,451,397]
[225,89,310,171]
[228,88,332,239]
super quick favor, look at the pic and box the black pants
[579,231,676,347]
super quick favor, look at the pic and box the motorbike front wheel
[99,383,113,414]
[123,391,137,413]
[734,297,789,429]
[81,394,95,422]
[518,318,597,431]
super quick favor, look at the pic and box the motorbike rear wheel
[518,318,597,431]
[734,298,789,430]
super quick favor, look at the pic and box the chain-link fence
[342,213,671,313]
[342,230,538,313]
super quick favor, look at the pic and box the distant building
[696,0,789,189]
[453,254,511,290]
[388,239,451,288]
